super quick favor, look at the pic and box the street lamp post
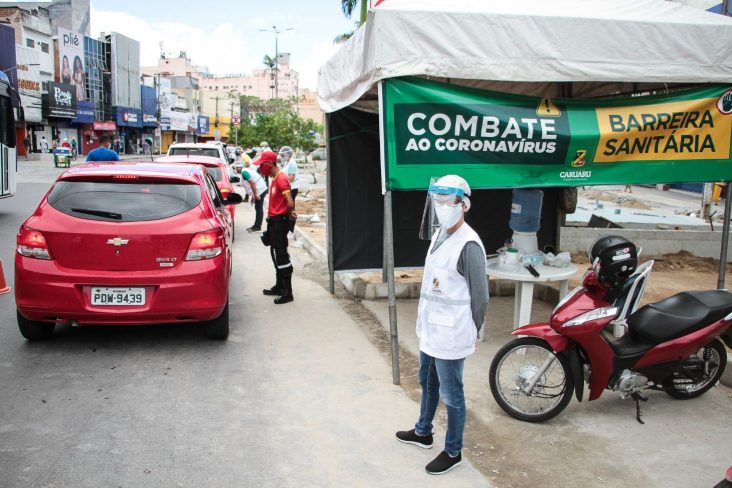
[258,25,292,99]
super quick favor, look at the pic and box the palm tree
[263,55,276,98]
[341,0,367,25]
[333,21,359,44]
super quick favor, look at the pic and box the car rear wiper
[70,208,123,220]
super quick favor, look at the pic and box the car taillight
[17,225,52,260]
[185,229,223,261]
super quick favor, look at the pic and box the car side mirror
[225,192,243,205]
[229,176,240,183]
[228,157,235,163]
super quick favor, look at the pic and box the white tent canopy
[317,0,732,113]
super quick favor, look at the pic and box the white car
[168,142,239,178]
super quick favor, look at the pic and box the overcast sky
[89,0,357,90]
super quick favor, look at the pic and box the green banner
[381,77,732,190]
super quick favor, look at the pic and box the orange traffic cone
[0,259,10,295]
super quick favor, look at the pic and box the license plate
[91,287,145,306]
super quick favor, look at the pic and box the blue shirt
[86,147,120,162]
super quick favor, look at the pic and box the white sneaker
[287,231,294,240]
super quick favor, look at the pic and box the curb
[293,225,327,263]
[337,273,562,302]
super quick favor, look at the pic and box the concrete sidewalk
[230,202,492,487]
[356,291,732,488]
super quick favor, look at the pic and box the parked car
[14,162,243,340]
[168,142,235,164]
[308,147,327,161]
[155,155,241,238]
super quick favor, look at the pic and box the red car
[14,162,243,340]
[154,155,241,234]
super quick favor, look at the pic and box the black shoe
[263,287,282,296]
[247,226,261,233]
[395,429,433,449]
[273,293,293,304]
[425,451,461,475]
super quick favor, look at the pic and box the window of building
[40,42,49,53]
[26,38,35,48]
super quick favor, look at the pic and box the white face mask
[434,204,463,229]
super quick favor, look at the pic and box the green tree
[230,96,323,152]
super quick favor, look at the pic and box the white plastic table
[486,258,578,330]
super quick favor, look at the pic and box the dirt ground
[299,188,731,303]
[570,250,732,304]
[582,190,651,209]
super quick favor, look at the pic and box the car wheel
[17,310,55,341]
[204,301,229,340]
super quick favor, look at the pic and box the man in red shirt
[255,151,296,304]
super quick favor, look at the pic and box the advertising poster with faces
[58,27,85,101]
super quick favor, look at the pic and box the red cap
[254,151,277,165]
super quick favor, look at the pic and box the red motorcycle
[489,235,732,423]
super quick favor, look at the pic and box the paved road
[0,160,490,488]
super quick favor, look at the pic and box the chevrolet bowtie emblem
[107,238,129,246]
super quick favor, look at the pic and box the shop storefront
[43,82,77,146]
[82,120,117,154]
[71,100,94,155]
[113,106,143,154]
[161,111,190,152]
[141,85,158,153]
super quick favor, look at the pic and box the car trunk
[38,207,213,272]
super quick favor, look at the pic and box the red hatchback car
[14,162,243,340]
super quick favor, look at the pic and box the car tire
[204,301,229,340]
[17,310,55,341]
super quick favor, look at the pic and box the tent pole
[383,211,388,283]
[717,181,732,289]
[326,113,335,294]
[384,190,401,385]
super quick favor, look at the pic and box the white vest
[416,223,485,360]
[244,167,267,196]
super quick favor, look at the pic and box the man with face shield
[254,151,296,304]
[396,175,488,475]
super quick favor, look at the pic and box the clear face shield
[419,177,466,240]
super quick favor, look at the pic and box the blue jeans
[415,351,466,457]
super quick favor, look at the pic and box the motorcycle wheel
[663,339,726,400]
[489,337,574,422]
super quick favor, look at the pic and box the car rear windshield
[205,166,223,181]
[169,147,221,158]
[47,180,202,222]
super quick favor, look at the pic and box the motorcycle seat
[628,290,732,344]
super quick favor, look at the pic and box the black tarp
[329,106,560,272]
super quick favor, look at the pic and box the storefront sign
[381,77,732,190]
[197,115,210,135]
[72,100,95,124]
[141,85,158,127]
[115,106,142,128]
[93,121,117,131]
[58,27,86,101]
[15,45,42,123]
[47,82,77,118]
[164,111,189,132]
